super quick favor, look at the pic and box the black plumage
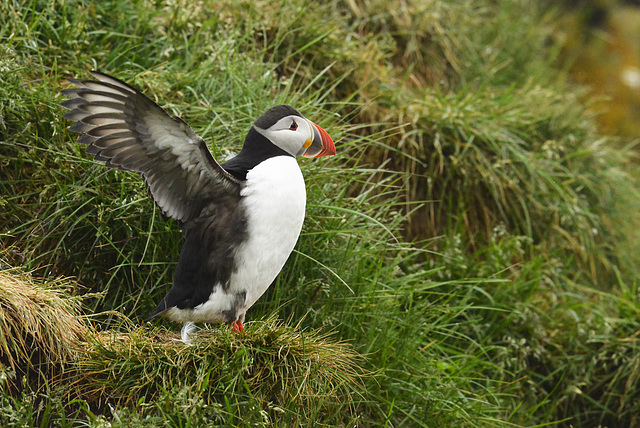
[221,127,291,180]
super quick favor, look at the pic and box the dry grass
[0,266,87,373]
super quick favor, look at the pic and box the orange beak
[303,120,336,158]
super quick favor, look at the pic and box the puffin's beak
[303,120,336,158]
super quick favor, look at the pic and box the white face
[253,114,314,157]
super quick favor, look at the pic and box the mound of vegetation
[0,268,86,390]
[2,0,640,426]
[0,265,366,426]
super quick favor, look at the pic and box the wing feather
[61,71,241,223]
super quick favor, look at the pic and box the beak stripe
[313,123,335,157]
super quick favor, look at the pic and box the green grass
[2,0,640,426]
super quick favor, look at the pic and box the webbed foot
[230,319,244,333]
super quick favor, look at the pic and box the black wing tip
[89,70,107,78]
[62,71,107,86]
[145,308,164,322]
[88,70,118,84]
[65,77,83,86]
[60,97,84,110]
[62,70,138,97]
[145,311,163,322]
[68,121,87,133]
[145,297,170,322]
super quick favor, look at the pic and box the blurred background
[561,0,640,137]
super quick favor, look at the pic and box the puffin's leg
[229,313,246,333]
[180,321,198,344]
[230,319,244,333]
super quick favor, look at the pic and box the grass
[72,319,366,426]
[0,264,367,426]
[2,0,640,426]
[0,266,86,387]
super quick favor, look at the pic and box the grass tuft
[0,263,86,379]
[70,319,365,422]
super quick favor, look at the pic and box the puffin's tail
[145,297,169,322]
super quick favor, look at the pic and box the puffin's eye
[289,120,298,131]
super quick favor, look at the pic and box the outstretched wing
[61,71,240,223]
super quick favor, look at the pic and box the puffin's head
[252,105,335,158]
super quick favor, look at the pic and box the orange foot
[230,320,244,333]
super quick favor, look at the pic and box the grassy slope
[1,0,640,426]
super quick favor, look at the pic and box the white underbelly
[230,156,306,311]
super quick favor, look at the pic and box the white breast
[231,156,306,312]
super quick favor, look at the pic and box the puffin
[61,71,335,340]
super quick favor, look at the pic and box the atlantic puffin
[61,71,335,339]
